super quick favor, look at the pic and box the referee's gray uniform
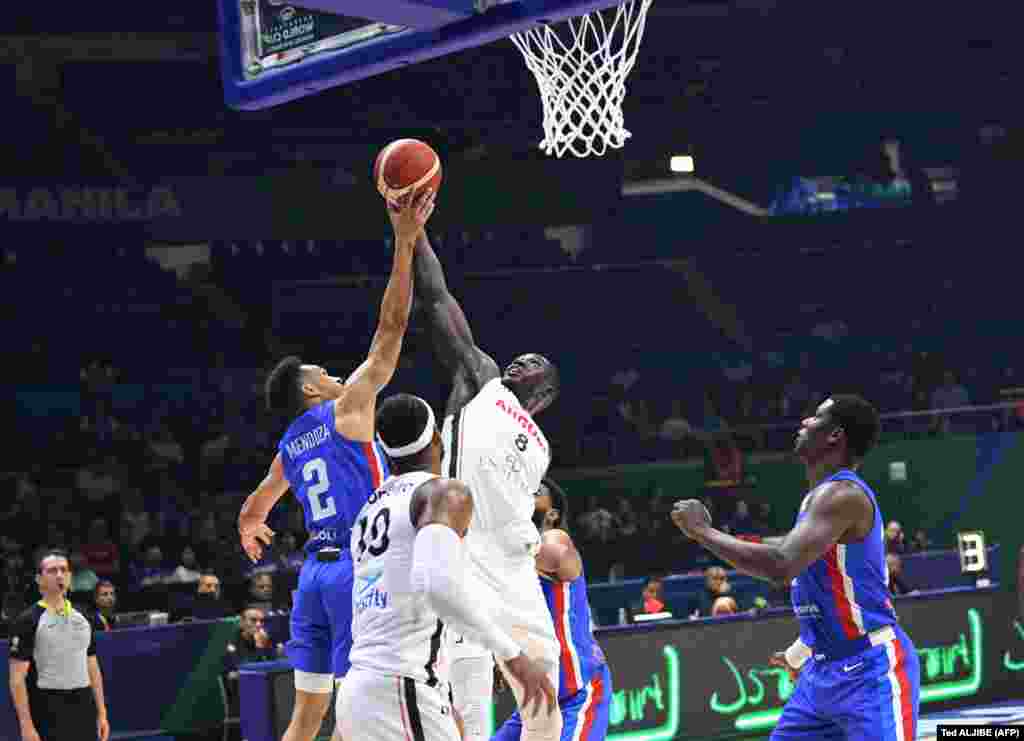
[9,600,99,741]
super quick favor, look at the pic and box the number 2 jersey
[278,400,389,555]
[348,471,447,686]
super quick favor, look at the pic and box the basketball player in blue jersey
[672,395,920,741]
[493,478,613,741]
[237,188,436,741]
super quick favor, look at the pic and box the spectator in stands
[168,545,202,584]
[701,391,727,435]
[750,502,774,535]
[692,566,733,618]
[0,547,31,615]
[886,553,915,596]
[711,596,738,617]
[131,543,171,589]
[232,606,283,667]
[659,399,692,453]
[173,570,232,622]
[780,372,814,418]
[69,550,99,595]
[223,606,283,716]
[76,454,121,514]
[641,577,666,615]
[724,500,755,535]
[276,532,305,573]
[707,433,743,484]
[119,490,152,552]
[245,573,277,613]
[931,370,971,434]
[92,581,118,632]
[910,529,932,552]
[81,518,120,577]
[147,422,185,468]
[885,521,906,554]
[615,498,639,539]
[577,499,622,580]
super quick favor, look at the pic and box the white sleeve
[784,637,811,669]
[411,524,521,661]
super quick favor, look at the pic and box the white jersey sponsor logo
[348,471,446,685]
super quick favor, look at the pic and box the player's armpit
[774,480,873,581]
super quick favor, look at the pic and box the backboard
[218,0,626,110]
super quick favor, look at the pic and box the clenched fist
[670,500,712,539]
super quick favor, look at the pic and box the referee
[8,550,110,741]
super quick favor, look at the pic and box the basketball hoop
[510,0,653,158]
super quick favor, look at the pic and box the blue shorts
[771,625,920,741]
[286,552,354,679]
[492,663,612,741]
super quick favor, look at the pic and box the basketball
[373,139,443,207]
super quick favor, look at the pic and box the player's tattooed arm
[412,233,499,415]
[675,481,871,583]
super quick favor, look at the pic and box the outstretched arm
[413,233,499,415]
[671,480,871,583]
[336,190,436,441]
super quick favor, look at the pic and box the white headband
[378,398,436,458]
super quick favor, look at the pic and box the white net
[510,0,654,158]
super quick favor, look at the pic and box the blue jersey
[790,469,897,652]
[277,400,389,555]
[541,567,606,701]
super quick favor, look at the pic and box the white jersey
[441,377,551,570]
[348,470,446,686]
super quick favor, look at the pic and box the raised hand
[670,499,712,539]
[388,188,436,246]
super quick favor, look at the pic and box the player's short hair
[36,549,69,573]
[265,356,307,418]
[376,394,433,457]
[94,580,115,596]
[199,570,220,582]
[828,394,881,460]
[541,477,570,535]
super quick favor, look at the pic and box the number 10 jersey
[348,471,447,686]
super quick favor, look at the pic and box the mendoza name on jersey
[284,424,330,459]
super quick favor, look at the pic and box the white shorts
[338,669,460,741]
[448,553,558,665]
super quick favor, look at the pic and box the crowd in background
[0,355,953,635]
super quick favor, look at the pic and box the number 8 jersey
[348,471,447,686]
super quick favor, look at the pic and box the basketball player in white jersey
[339,394,555,741]
[412,235,563,741]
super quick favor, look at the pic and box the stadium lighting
[670,155,694,173]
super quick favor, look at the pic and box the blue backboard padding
[291,0,483,29]
[219,0,625,110]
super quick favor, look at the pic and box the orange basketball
[373,139,443,207]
